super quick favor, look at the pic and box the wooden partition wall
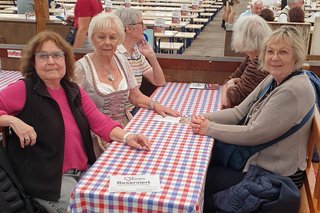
[1,45,320,85]
[0,44,242,84]
[0,19,71,45]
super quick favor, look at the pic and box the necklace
[92,54,115,81]
[107,70,114,81]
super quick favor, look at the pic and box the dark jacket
[212,165,300,213]
[6,75,96,201]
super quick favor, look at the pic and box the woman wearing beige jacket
[191,26,315,212]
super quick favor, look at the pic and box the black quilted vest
[6,75,96,201]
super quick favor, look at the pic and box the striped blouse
[224,56,268,108]
[116,44,152,87]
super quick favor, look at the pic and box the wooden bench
[158,41,184,54]
[0,9,13,14]
[193,18,209,25]
[200,12,215,20]
[185,24,204,36]
[212,4,223,9]
[205,8,218,12]
[0,1,15,5]
[300,107,320,213]
[174,32,196,48]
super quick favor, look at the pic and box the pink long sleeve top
[0,80,122,173]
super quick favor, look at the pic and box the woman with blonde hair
[192,26,315,212]
[75,12,180,156]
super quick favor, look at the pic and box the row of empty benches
[0,0,224,54]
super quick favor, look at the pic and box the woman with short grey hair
[221,15,272,109]
[114,8,166,116]
[114,8,142,27]
[114,8,165,89]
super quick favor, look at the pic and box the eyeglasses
[35,51,65,61]
[129,21,144,27]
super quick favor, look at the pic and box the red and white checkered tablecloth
[68,82,222,213]
[0,70,22,90]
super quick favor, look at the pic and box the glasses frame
[128,21,144,27]
[35,51,65,62]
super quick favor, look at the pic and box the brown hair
[259,8,275,22]
[289,7,305,23]
[20,31,75,81]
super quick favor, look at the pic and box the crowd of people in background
[220,0,307,30]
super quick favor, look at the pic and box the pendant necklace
[93,54,115,81]
[107,70,114,81]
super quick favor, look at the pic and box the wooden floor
[183,0,249,57]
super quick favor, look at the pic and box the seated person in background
[17,0,34,14]
[289,6,305,22]
[72,0,103,48]
[191,26,315,212]
[278,0,304,22]
[259,8,275,21]
[75,12,181,127]
[114,8,166,89]
[0,31,150,212]
[114,8,166,114]
[239,0,264,17]
[221,15,272,109]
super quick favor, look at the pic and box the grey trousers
[34,170,85,213]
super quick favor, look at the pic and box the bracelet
[149,99,159,110]
[122,132,134,144]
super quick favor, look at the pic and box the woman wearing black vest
[0,31,150,212]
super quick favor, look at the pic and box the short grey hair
[287,0,303,4]
[252,0,264,6]
[231,15,272,53]
[114,8,142,27]
[259,25,306,71]
[87,12,125,48]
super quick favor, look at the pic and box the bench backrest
[267,22,311,55]
[305,107,320,213]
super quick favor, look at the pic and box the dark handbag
[0,143,46,212]
[65,26,77,45]
[0,146,33,212]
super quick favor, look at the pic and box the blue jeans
[34,169,87,213]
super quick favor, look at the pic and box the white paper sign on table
[109,174,161,193]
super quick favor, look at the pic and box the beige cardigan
[205,74,315,176]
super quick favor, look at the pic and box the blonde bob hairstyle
[20,30,75,81]
[231,15,272,53]
[259,25,306,71]
[87,12,125,48]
